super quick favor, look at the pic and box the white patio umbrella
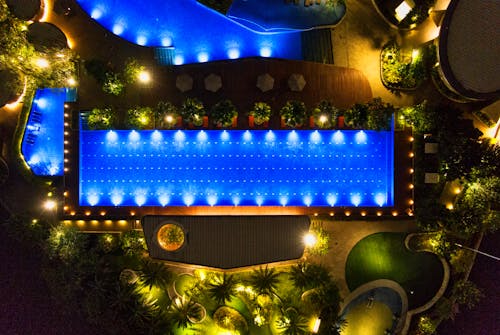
[288,73,306,92]
[204,73,222,92]
[256,73,274,92]
[176,74,193,92]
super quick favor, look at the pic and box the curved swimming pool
[79,128,394,207]
[75,0,302,64]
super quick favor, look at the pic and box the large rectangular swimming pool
[79,129,394,207]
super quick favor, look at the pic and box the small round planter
[157,223,185,252]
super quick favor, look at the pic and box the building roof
[142,215,310,269]
[439,0,500,99]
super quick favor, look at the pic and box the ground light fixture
[312,317,321,333]
[303,232,317,248]
[138,70,151,83]
[43,199,57,210]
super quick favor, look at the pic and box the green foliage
[87,107,116,130]
[47,225,88,263]
[452,280,484,309]
[139,259,174,290]
[102,72,125,95]
[280,100,308,127]
[126,106,154,129]
[211,99,237,127]
[275,307,309,335]
[306,225,330,256]
[366,98,394,131]
[449,248,474,274]
[312,100,340,128]
[381,42,427,89]
[98,234,119,253]
[155,101,178,129]
[289,262,331,291]
[416,316,437,335]
[344,102,367,128]
[208,273,238,305]
[123,58,145,84]
[120,230,147,256]
[249,102,272,125]
[181,98,206,126]
[0,8,77,89]
[168,297,204,329]
[213,306,248,332]
[248,266,281,297]
[401,100,436,133]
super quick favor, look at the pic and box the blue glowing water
[75,0,302,64]
[79,129,394,207]
[228,0,346,32]
[21,88,66,176]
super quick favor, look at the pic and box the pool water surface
[79,129,394,207]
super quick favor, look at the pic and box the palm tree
[139,259,174,290]
[276,307,309,335]
[168,296,204,329]
[289,262,331,291]
[248,266,281,297]
[208,273,238,305]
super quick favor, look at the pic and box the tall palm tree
[248,266,281,297]
[289,262,331,291]
[208,273,238,305]
[139,259,174,290]
[275,307,309,335]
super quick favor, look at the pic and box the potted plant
[249,102,271,127]
[280,100,307,128]
[155,101,179,129]
[126,106,154,129]
[312,100,340,129]
[211,99,237,128]
[181,98,206,127]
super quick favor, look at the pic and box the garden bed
[380,42,427,90]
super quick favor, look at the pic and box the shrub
[249,102,271,125]
[87,107,116,130]
[126,106,154,129]
[211,99,237,127]
[181,98,205,126]
[122,58,144,84]
[213,306,248,332]
[280,100,307,127]
[47,225,88,263]
[155,101,178,129]
[102,72,124,95]
[312,100,340,128]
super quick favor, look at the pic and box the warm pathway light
[312,317,321,333]
[138,70,151,83]
[319,115,328,124]
[446,203,454,210]
[35,58,50,68]
[303,233,317,247]
[67,77,77,86]
[44,199,57,210]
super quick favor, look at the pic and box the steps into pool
[301,28,334,64]
[155,47,176,66]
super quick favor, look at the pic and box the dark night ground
[438,231,500,335]
[0,214,498,334]
[0,223,99,335]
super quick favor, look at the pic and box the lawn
[345,232,444,309]
[341,301,393,335]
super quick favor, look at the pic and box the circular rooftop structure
[439,0,500,100]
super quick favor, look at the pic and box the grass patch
[345,232,444,309]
